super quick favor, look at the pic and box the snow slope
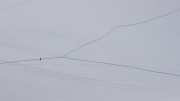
[0,0,180,100]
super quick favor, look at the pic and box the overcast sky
[0,0,180,101]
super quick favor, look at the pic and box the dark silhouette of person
[40,57,41,60]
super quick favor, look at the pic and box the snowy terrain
[0,0,180,101]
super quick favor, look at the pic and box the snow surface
[0,0,180,101]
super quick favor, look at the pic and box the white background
[0,0,180,100]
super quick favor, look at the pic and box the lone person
[40,57,41,61]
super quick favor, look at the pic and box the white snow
[0,0,180,101]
